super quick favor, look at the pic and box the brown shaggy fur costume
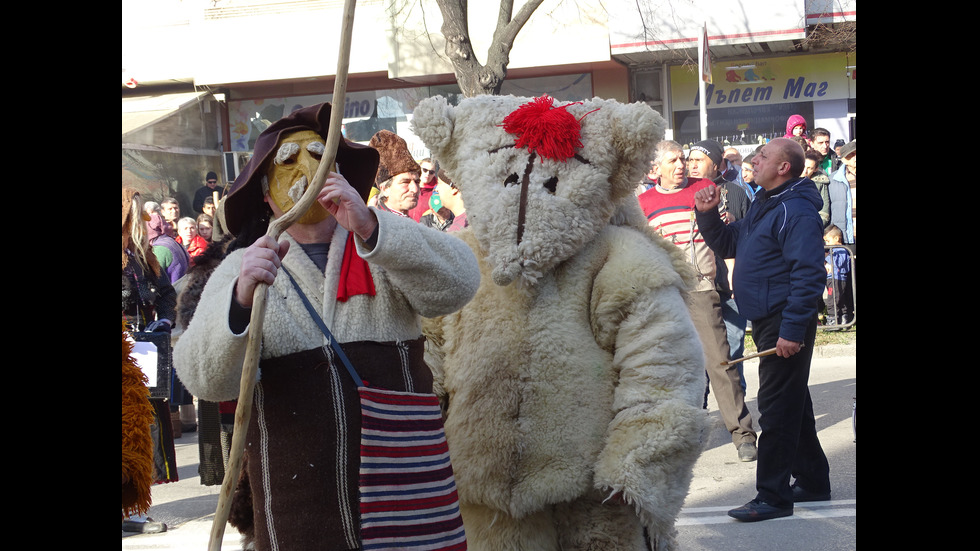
[122,319,155,519]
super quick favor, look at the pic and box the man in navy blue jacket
[693,137,832,522]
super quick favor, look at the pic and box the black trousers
[751,309,830,508]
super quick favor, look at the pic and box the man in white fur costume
[411,94,707,550]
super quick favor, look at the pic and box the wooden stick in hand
[721,347,777,366]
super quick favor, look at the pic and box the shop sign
[671,52,855,109]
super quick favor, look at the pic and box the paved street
[123,348,855,551]
[675,350,856,550]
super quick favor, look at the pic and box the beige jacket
[173,209,481,402]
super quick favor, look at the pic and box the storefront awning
[122,91,208,137]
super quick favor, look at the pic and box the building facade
[122,0,856,205]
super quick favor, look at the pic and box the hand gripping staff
[208,1,359,548]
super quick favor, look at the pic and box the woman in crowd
[121,188,178,534]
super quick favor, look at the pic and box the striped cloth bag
[281,267,466,550]
[358,387,466,550]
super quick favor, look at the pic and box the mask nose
[515,152,537,247]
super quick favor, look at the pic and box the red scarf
[337,232,376,302]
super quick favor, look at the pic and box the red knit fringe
[501,95,586,162]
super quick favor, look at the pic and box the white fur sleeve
[591,275,706,534]
[355,209,481,318]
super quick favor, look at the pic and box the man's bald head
[752,138,806,191]
[773,138,806,177]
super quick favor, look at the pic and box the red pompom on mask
[501,95,589,162]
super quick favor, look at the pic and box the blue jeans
[721,295,747,392]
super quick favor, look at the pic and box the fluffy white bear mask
[411,95,666,287]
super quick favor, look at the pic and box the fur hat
[689,140,724,166]
[222,103,380,236]
[369,130,420,185]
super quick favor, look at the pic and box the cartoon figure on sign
[744,68,763,81]
[412,94,707,550]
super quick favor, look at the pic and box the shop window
[631,68,663,116]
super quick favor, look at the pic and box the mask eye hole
[503,173,519,187]
[274,142,301,165]
[543,177,558,194]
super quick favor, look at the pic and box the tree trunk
[436,0,545,97]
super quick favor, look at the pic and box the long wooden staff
[208,1,358,548]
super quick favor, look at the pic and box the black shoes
[729,483,831,522]
[728,499,792,522]
[792,483,831,502]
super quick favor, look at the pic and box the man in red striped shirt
[638,139,758,462]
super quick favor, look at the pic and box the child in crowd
[823,225,853,328]
[196,214,214,242]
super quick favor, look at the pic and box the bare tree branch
[497,0,513,30]
[435,0,545,96]
[494,0,544,55]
